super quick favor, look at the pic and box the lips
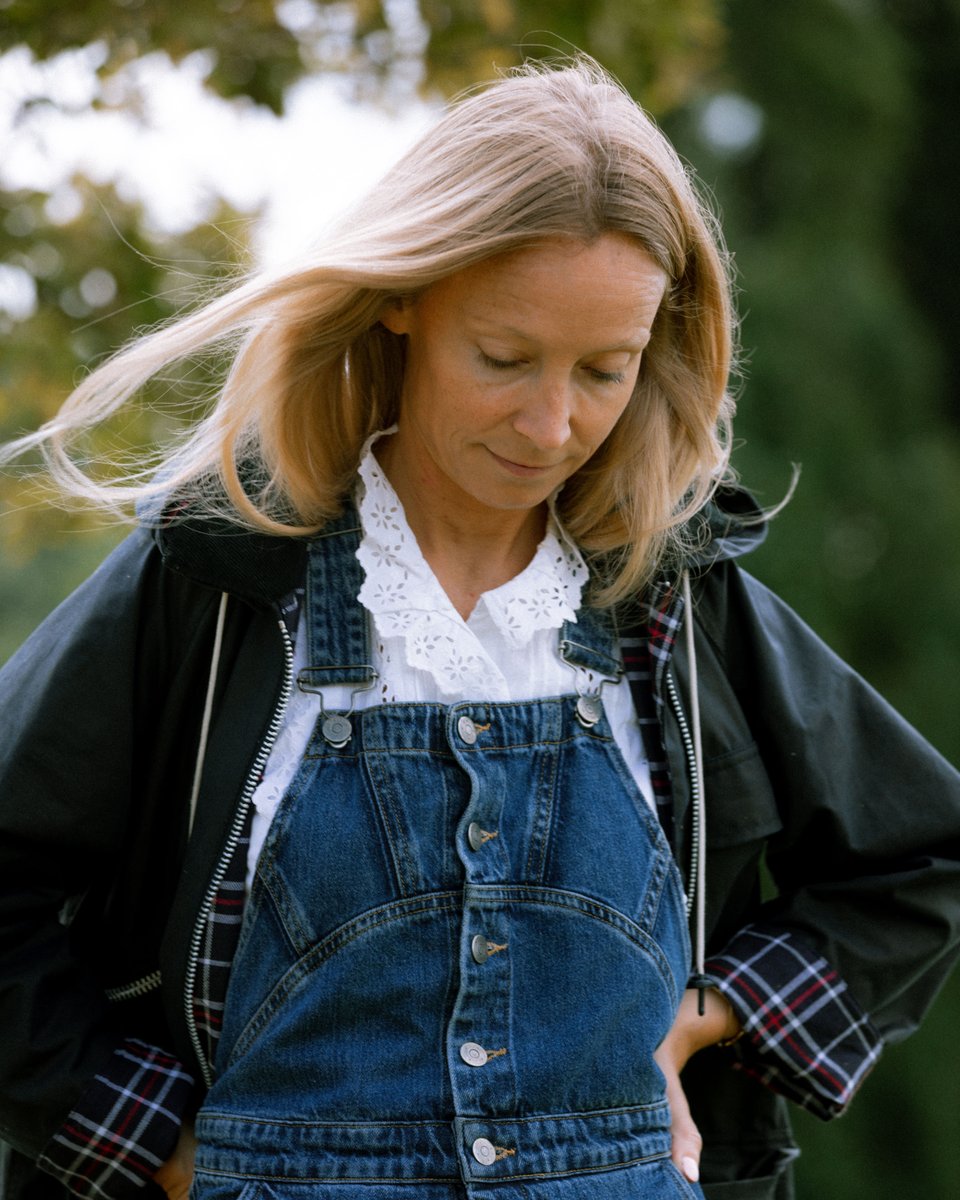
[487,449,563,477]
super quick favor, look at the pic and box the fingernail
[681,1155,700,1183]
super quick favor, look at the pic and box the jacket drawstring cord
[682,570,711,1015]
[188,591,229,840]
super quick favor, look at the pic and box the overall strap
[559,605,624,728]
[302,501,375,687]
[559,605,623,680]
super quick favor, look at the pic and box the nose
[512,378,572,450]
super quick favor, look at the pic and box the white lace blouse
[245,436,655,889]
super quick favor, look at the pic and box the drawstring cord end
[689,973,712,1016]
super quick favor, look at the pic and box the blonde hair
[4,57,736,605]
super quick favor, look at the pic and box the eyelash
[479,352,626,385]
[480,352,521,371]
[588,368,627,385]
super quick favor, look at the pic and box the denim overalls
[192,520,700,1200]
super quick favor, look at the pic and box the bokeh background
[1,2,959,1195]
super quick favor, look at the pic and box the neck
[376,440,547,620]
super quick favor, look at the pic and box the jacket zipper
[105,968,162,1002]
[666,668,701,919]
[182,614,295,1087]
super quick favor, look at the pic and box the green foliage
[0,182,251,658]
[414,0,726,111]
[659,0,960,766]
[0,0,302,112]
[0,182,246,422]
[657,6,960,1186]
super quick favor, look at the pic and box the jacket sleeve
[0,531,211,1196]
[694,563,960,1117]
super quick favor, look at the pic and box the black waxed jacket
[1,491,959,1200]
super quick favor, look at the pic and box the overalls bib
[192,519,700,1200]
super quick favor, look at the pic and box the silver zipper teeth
[105,969,162,1002]
[182,616,295,1087]
[666,669,701,918]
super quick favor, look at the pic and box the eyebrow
[469,318,651,354]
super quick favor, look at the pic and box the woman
[1,59,958,1200]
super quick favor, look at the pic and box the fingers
[653,985,742,1185]
[659,1050,703,1183]
[154,1124,198,1200]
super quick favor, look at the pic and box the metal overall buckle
[296,666,378,748]
[559,639,624,729]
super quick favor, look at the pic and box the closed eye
[586,367,627,384]
[480,351,524,370]
[479,351,629,383]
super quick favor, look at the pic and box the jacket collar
[153,511,309,607]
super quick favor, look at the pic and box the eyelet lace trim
[355,434,589,698]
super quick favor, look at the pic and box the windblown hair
[4,57,737,605]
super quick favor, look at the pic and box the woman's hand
[154,1124,197,1200]
[654,986,742,1185]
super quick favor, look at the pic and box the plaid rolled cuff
[37,1038,195,1200]
[705,924,883,1120]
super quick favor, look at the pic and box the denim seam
[227,892,463,1065]
[363,751,416,895]
[465,884,680,1008]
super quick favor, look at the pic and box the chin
[474,489,554,514]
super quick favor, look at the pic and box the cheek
[448,383,517,430]
[584,396,635,450]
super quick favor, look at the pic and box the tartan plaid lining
[193,870,247,1067]
[706,925,883,1118]
[37,1039,194,1200]
[621,578,682,845]
[192,586,301,1070]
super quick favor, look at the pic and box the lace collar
[354,432,589,697]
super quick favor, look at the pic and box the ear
[378,296,414,336]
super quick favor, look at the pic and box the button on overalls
[192,519,701,1200]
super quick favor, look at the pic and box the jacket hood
[684,484,767,570]
[152,484,766,608]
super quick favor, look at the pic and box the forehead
[424,235,668,343]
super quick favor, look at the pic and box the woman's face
[379,233,667,522]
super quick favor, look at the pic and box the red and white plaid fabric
[38,1039,193,1200]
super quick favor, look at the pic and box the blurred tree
[661,0,960,762]
[0,179,252,659]
[886,0,960,422]
[0,0,724,110]
[0,0,304,113]
[657,3,960,1196]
